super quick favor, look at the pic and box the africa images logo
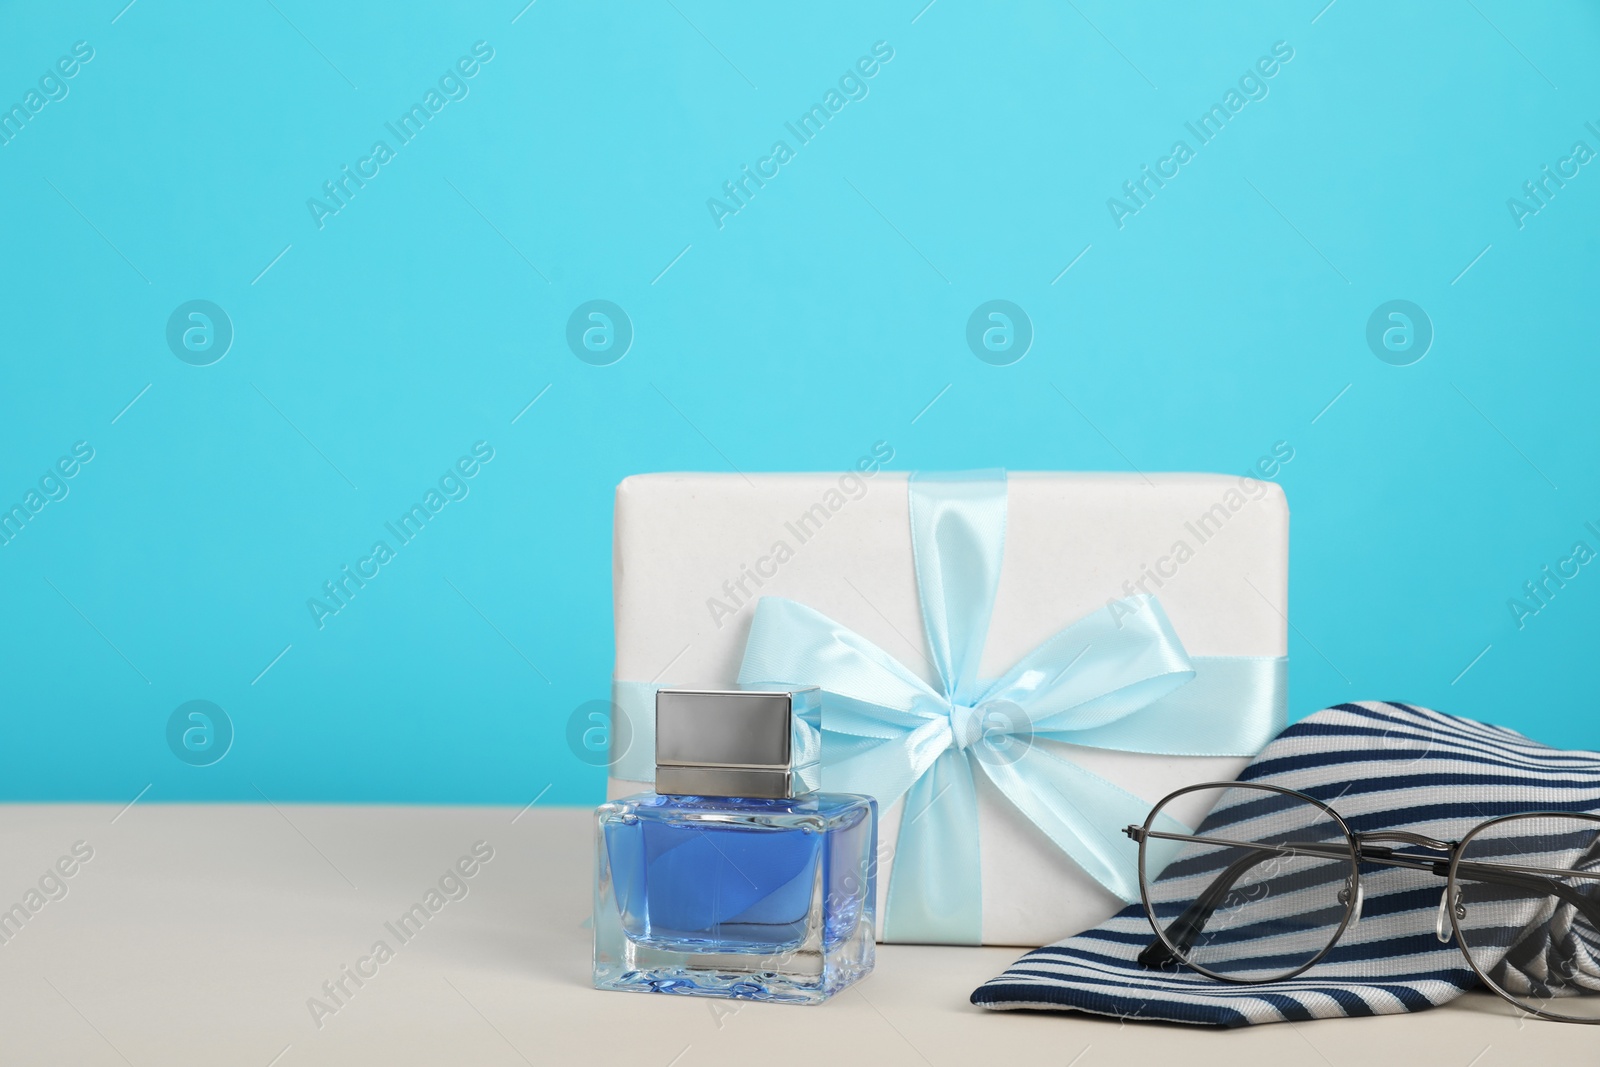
[705,41,895,230]
[306,442,495,629]
[1505,120,1600,231]
[306,42,495,230]
[0,40,94,149]
[1106,41,1295,229]
[0,441,94,548]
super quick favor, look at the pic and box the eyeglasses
[1124,781,1600,1023]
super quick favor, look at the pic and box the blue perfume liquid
[594,792,876,1003]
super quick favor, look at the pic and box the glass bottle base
[593,898,876,1004]
[594,959,871,1005]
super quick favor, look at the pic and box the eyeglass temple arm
[1136,838,1600,970]
[1450,860,1600,931]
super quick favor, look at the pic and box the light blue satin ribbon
[612,471,1286,944]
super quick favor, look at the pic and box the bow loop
[742,596,944,721]
[981,594,1196,735]
[907,471,1007,706]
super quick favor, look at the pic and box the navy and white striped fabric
[971,702,1600,1026]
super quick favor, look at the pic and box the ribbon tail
[977,745,1190,904]
[882,748,984,945]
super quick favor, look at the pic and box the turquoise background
[1,1,1596,805]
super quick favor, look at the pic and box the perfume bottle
[593,686,877,1003]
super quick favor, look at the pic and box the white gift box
[608,468,1289,947]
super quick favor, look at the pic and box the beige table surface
[0,803,1588,1066]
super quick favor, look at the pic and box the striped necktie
[971,702,1600,1026]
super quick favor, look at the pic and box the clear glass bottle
[593,686,877,1004]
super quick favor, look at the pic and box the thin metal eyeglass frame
[1124,781,1600,1024]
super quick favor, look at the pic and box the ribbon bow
[737,471,1284,944]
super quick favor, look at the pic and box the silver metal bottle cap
[654,686,821,799]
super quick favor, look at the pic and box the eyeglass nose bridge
[1354,829,1457,851]
[1346,831,1462,940]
